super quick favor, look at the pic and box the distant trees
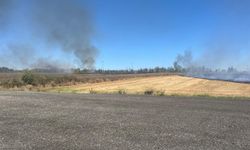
[0,67,14,72]
[0,65,241,75]
[73,66,180,74]
[0,66,182,74]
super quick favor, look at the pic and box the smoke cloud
[0,43,35,68]
[174,51,193,69]
[173,0,250,83]
[31,58,73,73]
[174,50,250,83]
[0,0,97,70]
[32,0,98,69]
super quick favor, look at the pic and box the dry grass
[43,75,250,98]
[0,72,175,83]
[0,72,175,90]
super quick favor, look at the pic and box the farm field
[0,72,177,88]
[44,75,250,98]
[0,72,174,82]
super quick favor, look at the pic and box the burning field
[44,75,250,98]
[1,0,250,99]
[1,71,250,98]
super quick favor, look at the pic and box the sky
[89,0,250,70]
[0,0,250,70]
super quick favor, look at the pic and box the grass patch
[117,89,126,95]
[195,93,214,98]
[41,86,250,100]
[144,89,165,96]
[154,90,165,96]
[89,88,98,94]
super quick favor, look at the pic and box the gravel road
[0,92,250,150]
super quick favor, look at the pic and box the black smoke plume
[0,0,97,70]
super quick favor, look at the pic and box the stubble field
[44,75,250,98]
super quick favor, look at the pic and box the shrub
[53,76,79,85]
[36,76,49,87]
[11,79,23,88]
[21,72,53,86]
[155,90,165,96]
[22,71,35,85]
[0,79,23,88]
[118,89,126,94]
[144,89,154,95]
[89,88,98,94]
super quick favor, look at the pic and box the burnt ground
[0,92,250,150]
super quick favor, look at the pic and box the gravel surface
[0,92,250,150]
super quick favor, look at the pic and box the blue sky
[87,0,250,69]
[0,0,250,69]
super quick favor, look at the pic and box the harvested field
[45,75,250,97]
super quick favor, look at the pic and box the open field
[44,75,250,98]
[0,72,178,90]
[2,73,250,98]
[0,92,249,149]
[0,72,175,83]
[0,72,172,80]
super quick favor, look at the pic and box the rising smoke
[174,50,250,83]
[0,0,97,70]
[31,58,73,73]
[171,0,250,82]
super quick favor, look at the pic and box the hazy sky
[0,0,250,69]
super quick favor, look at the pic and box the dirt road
[0,92,249,149]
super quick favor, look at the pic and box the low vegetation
[154,90,165,96]
[1,79,24,88]
[118,89,126,95]
[143,89,165,96]
[144,89,154,95]
[21,71,36,85]
[0,71,80,89]
[89,88,98,94]
[0,71,176,90]
[2,70,250,99]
